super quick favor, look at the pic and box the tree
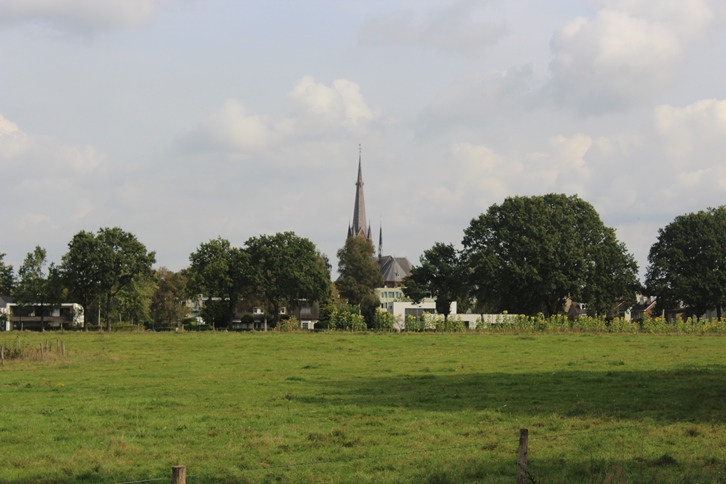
[62,228,156,331]
[246,232,330,329]
[15,246,56,329]
[150,267,189,328]
[645,206,726,319]
[95,228,156,331]
[336,236,382,306]
[114,273,156,327]
[403,243,466,321]
[462,194,639,316]
[186,238,252,329]
[61,230,101,330]
[0,252,15,296]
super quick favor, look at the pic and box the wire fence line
[115,423,648,483]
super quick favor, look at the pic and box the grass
[1,332,725,483]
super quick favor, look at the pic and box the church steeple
[348,145,372,242]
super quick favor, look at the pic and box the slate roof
[377,256,412,285]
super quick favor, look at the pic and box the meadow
[1,331,725,483]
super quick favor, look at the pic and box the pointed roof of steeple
[351,145,369,240]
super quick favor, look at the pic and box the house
[382,300,458,331]
[1,295,13,331]
[6,301,84,331]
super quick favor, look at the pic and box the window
[301,307,311,315]
[279,307,286,315]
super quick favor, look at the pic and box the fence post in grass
[61,340,65,357]
[517,428,528,484]
[172,465,186,484]
[39,343,44,361]
[1,345,4,365]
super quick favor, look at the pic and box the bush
[277,316,300,332]
[373,309,396,331]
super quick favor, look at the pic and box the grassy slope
[0,332,725,483]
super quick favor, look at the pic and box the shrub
[277,316,300,332]
[373,309,396,331]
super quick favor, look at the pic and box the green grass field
[1,331,725,483]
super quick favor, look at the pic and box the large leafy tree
[114,273,156,326]
[246,232,330,328]
[61,228,156,331]
[186,238,252,329]
[645,206,726,319]
[0,252,15,295]
[61,230,101,330]
[95,228,156,331]
[463,194,639,316]
[15,247,64,329]
[150,267,189,327]
[336,236,382,306]
[403,242,466,320]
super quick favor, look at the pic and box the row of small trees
[0,229,331,330]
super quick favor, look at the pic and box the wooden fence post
[517,428,529,484]
[39,343,44,361]
[172,465,186,484]
[1,345,4,365]
[61,340,66,357]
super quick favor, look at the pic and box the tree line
[0,229,331,330]
[2,194,725,330]
[403,194,726,320]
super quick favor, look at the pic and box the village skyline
[2,1,726,278]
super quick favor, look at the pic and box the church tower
[347,146,373,243]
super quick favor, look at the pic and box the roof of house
[0,295,14,306]
[378,256,412,284]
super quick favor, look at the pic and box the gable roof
[378,256,412,284]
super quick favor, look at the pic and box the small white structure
[382,300,457,331]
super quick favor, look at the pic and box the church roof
[347,147,371,241]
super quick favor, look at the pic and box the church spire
[350,144,371,241]
[378,223,383,258]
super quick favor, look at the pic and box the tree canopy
[403,242,466,320]
[246,231,330,328]
[61,228,155,330]
[0,252,14,296]
[336,236,382,306]
[645,206,726,318]
[186,237,252,328]
[463,194,639,316]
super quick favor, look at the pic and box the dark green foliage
[149,267,188,326]
[336,236,382,306]
[15,247,64,327]
[61,228,156,330]
[95,228,156,331]
[0,252,14,296]
[646,206,726,318]
[187,238,252,328]
[403,243,466,320]
[246,231,330,325]
[463,194,639,316]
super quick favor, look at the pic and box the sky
[1,0,726,280]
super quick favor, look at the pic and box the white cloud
[288,76,378,129]
[548,0,717,114]
[416,66,534,135]
[655,98,726,159]
[0,113,107,237]
[0,0,173,34]
[360,0,506,54]
[181,76,380,155]
[183,99,273,152]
